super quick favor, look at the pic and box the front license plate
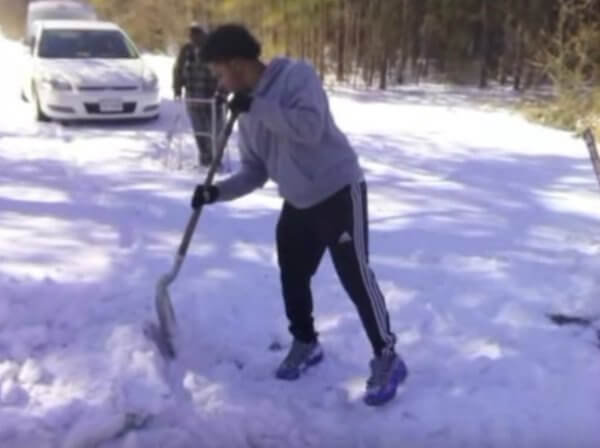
[99,99,123,112]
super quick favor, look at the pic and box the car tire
[32,83,50,122]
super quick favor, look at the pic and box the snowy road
[1,36,600,447]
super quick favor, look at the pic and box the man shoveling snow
[192,24,407,406]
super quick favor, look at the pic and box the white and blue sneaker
[364,352,408,406]
[275,339,324,380]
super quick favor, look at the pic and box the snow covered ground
[1,35,600,448]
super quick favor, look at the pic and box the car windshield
[38,29,138,59]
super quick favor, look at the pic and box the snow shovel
[153,109,240,358]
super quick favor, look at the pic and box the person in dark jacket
[173,23,220,166]
[191,24,408,407]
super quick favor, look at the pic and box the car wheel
[32,83,50,122]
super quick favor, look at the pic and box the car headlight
[142,70,158,92]
[40,75,73,92]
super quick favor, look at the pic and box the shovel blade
[144,321,175,359]
[154,281,177,358]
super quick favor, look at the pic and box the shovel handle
[178,110,239,257]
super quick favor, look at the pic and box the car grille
[84,102,137,114]
[79,86,139,92]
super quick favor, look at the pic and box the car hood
[37,58,148,87]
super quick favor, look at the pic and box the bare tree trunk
[479,0,490,88]
[413,0,427,83]
[419,10,430,82]
[336,0,346,82]
[524,63,535,89]
[376,0,388,89]
[498,5,512,86]
[355,1,369,86]
[344,1,354,82]
[367,56,376,87]
[411,15,421,82]
[379,53,388,90]
[398,0,409,84]
[318,0,327,80]
[513,22,524,90]
[301,27,306,60]
[310,4,317,65]
[353,5,362,86]
[438,3,449,75]
[283,0,291,56]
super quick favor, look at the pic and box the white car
[23,20,160,122]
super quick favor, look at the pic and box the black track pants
[276,182,396,356]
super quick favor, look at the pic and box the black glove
[191,185,219,209]
[228,92,253,114]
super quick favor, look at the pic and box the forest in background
[2,0,599,131]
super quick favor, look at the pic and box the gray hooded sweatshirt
[216,57,363,209]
